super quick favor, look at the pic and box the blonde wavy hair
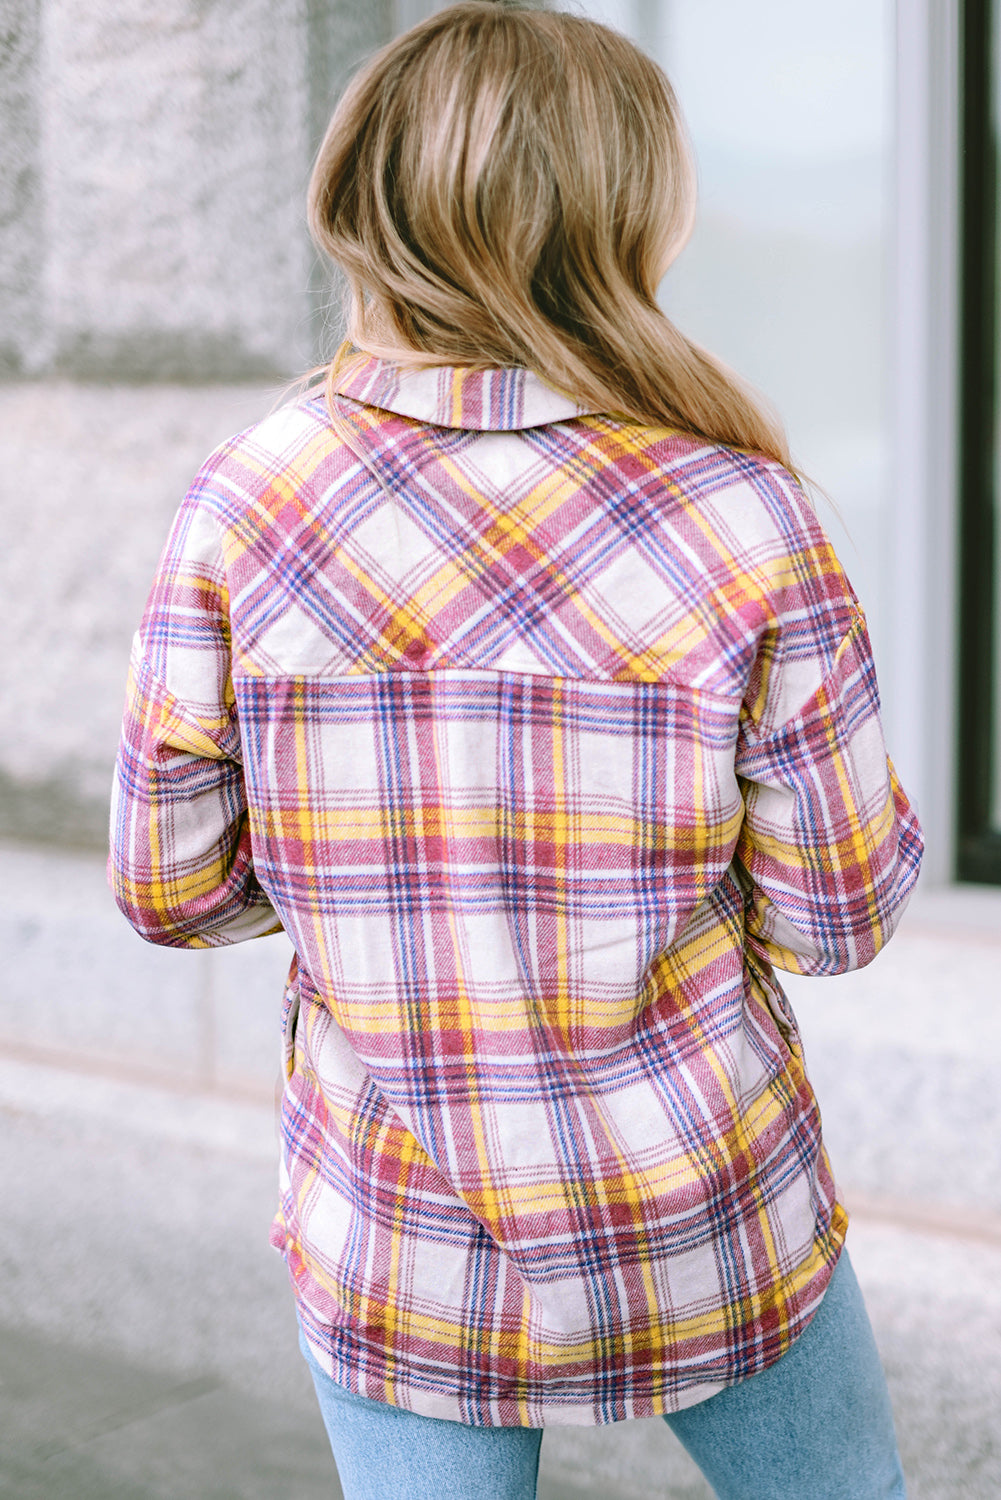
[308,1,790,467]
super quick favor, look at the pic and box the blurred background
[1,1,999,1496]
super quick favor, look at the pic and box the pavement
[1,841,1000,1498]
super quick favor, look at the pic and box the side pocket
[280,953,301,1081]
[744,949,800,1048]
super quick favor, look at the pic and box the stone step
[3,842,1000,1495]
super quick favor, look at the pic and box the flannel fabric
[110,352,923,1426]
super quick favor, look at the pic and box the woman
[110,5,922,1496]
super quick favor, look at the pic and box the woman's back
[111,350,920,1423]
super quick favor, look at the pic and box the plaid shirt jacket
[111,354,923,1426]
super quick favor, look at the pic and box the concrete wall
[0,0,43,374]
[0,380,278,845]
[0,0,394,846]
[1,0,394,382]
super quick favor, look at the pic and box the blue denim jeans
[300,1248,907,1499]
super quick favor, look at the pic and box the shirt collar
[330,351,596,431]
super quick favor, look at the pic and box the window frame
[957,0,1001,882]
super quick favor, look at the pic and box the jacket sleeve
[732,606,923,976]
[109,478,282,948]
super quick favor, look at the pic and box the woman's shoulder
[215,390,337,467]
[575,413,820,540]
[180,393,347,514]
